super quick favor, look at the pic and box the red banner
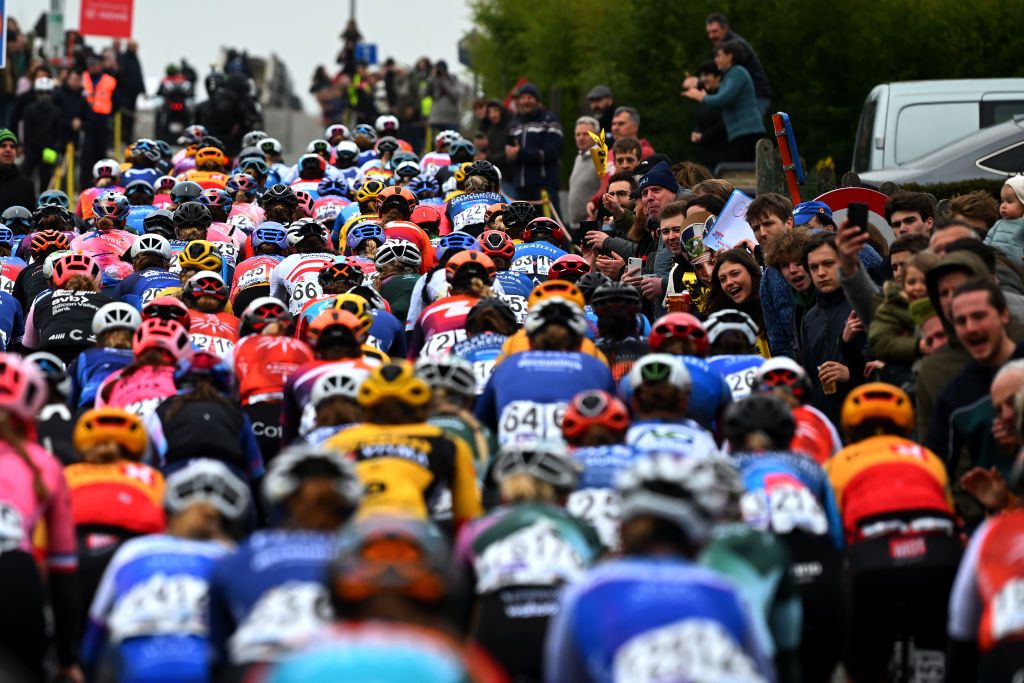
[79,0,134,39]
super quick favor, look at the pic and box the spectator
[748,192,796,355]
[20,77,63,193]
[690,60,728,171]
[682,41,765,163]
[480,99,511,172]
[708,248,767,348]
[506,82,563,217]
[949,190,999,235]
[672,161,713,190]
[610,107,655,159]
[867,249,937,387]
[930,222,980,258]
[9,64,49,138]
[428,61,461,134]
[703,12,772,113]
[80,56,119,190]
[586,84,615,138]
[763,227,814,363]
[0,129,34,213]
[114,40,146,142]
[885,191,935,238]
[568,116,602,229]
[984,176,1024,264]
[52,70,88,149]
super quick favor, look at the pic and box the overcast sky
[12,0,474,111]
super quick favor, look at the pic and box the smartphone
[627,257,642,278]
[847,202,869,235]
[579,220,599,232]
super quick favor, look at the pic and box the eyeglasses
[608,190,631,198]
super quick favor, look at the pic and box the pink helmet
[51,253,102,287]
[293,190,315,218]
[132,318,192,361]
[0,353,47,420]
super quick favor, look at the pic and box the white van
[851,79,1024,172]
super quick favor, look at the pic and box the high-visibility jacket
[84,72,117,115]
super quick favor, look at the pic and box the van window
[895,103,979,164]
[980,101,1024,127]
[852,96,878,173]
[977,141,1024,175]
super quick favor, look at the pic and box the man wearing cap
[21,77,64,193]
[792,201,835,230]
[586,84,615,139]
[506,82,564,217]
[0,129,36,215]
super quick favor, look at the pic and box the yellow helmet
[841,382,915,434]
[452,162,472,184]
[327,294,374,339]
[355,179,387,205]
[358,360,431,408]
[178,240,223,272]
[527,280,586,310]
[73,407,148,458]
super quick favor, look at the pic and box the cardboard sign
[704,190,757,251]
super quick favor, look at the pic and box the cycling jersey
[420,151,451,176]
[70,229,136,283]
[65,461,165,539]
[545,557,774,683]
[1,255,25,295]
[125,204,156,234]
[510,242,567,284]
[384,223,434,273]
[708,354,765,401]
[98,364,178,418]
[281,358,381,444]
[454,503,602,680]
[379,273,420,323]
[404,270,448,332]
[791,404,842,465]
[12,261,49,311]
[181,169,229,189]
[444,192,504,235]
[616,355,730,432]
[452,332,506,395]
[325,422,482,525]
[228,202,265,230]
[313,196,349,224]
[583,307,652,341]
[235,334,314,405]
[209,530,336,667]
[596,336,649,382]
[408,294,480,358]
[69,346,134,408]
[148,401,264,481]
[230,254,283,312]
[23,289,115,362]
[210,221,248,250]
[494,269,535,298]
[82,534,231,681]
[826,435,954,543]
[187,310,240,359]
[113,267,181,309]
[168,239,236,285]
[296,296,406,357]
[568,444,640,550]
[0,290,24,350]
[626,417,719,457]
[428,409,497,469]
[270,252,336,315]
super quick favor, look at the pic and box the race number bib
[229,581,331,663]
[0,275,14,294]
[453,204,488,232]
[420,329,468,357]
[500,294,529,324]
[741,481,828,536]
[511,255,552,280]
[0,502,24,552]
[189,334,236,359]
[567,488,620,551]
[288,278,323,315]
[237,264,269,291]
[108,573,210,641]
[724,367,757,400]
[498,400,566,447]
[472,359,496,395]
[992,578,1024,642]
[474,519,586,593]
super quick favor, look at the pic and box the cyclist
[270,220,336,316]
[181,144,231,189]
[76,158,124,222]
[11,229,70,310]
[68,303,141,409]
[199,187,245,248]
[723,393,845,683]
[113,234,179,309]
[346,219,386,263]
[123,180,157,235]
[441,160,504,236]
[497,280,606,363]
[330,140,364,188]
[298,270,405,357]
[404,231,480,331]
[590,281,648,381]
[0,226,25,295]
[226,173,266,228]
[231,223,287,314]
[415,354,497,468]
[303,365,368,446]
[313,177,351,224]
[208,446,363,676]
[259,184,301,225]
[706,310,766,401]
[97,318,191,417]
[181,272,239,358]
[82,459,249,682]
[375,239,422,323]
[421,129,460,175]
[480,229,532,302]
[169,240,228,298]
[325,360,482,525]
[545,452,774,682]
[382,219,433,272]
[71,191,136,283]
[511,217,569,284]
[454,442,602,680]
[452,296,519,394]
[828,382,961,683]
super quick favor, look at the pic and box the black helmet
[173,201,213,230]
[591,281,642,313]
[31,204,71,230]
[464,159,500,187]
[465,296,518,334]
[170,181,203,205]
[1,206,33,233]
[503,201,536,230]
[576,271,613,303]
[143,209,175,239]
[376,136,400,154]
[198,135,226,152]
[260,183,299,209]
[722,394,796,451]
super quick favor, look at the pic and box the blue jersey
[125,205,156,234]
[209,530,336,666]
[617,355,730,432]
[708,354,765,401]
[732,450,844,551]
[545,557,775,683]
[568,444,640,549]
[82,534,231,682]
[69,346,133,408]
[452,332,505,394]
[626,417,719,457]
[0,291,24,351]
[495,269,535,299]
[511,242,567,284]
[367,308,406,358]
[113,267,181,309]
[446,191,504,233]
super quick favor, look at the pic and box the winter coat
[984,218,1024,265]
[507,108,563,191]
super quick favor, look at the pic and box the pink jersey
[228,203,266,228]
[420,152,451,176]
[209,221,246,250]
[409,294,478,358]
[0,441,76,571]
[99,364,178,418]
[313,196,350,223]
[71,229,137,280]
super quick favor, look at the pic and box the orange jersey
[975,510,1024,651]
[826,435,953,542]
[188,310,240,358]
[181,170,229,189]
[65,461,166,535]
[235,334,315,404]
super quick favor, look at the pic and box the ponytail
[0,413,49,504]
[499,472,557,505]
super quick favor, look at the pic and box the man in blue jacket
[505,82,564,217]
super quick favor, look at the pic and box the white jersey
[269,252,336,315]
[404,269,507,333]
[626,419,719,458]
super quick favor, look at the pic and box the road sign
[354,43,377,66]
[816,186,895,244]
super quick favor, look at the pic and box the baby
[985,176,1024,262]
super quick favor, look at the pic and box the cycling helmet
[31,204,72,230]
[463,159,499,186]
[0,353,47,420]
[492,442,579,491]
[30,229,70,256]
[155,140,173,161]
[133,318,191,360]
[705,309,759,347]
[335,140,359,161]
[177,124,208,145]
[374,114,400,133]
[252,223,289,251]
[445,250,496,284]
[226,173,260,200]
[376,186,417,214]
[407,174,440,200]
[325,294,374,338]
[434,231,479,263]
[305,309,368,348]
[164,459,250,520]
[263,444,363,508]
[154,176,177,194]
[2,206,32,233]
[354,179,386,205]
[374,239,422,270]
[318,257,364,290]
[452,162,472,185]
[124,180,156,201]
[241,130,268,148]
[73,407,147,459]
[174,350,233,392]
[393,160,421,180]
[142,210,175,239]
[358,360,431,408]
[299,152,328,177]
[576,271,613,302]
[178,240,223,272]
[526,280,586,310]
[325,124,350,141]
[311,365,369,406]
[198,188,233,212]
[38,189,70,208]
[522,217,566,245]
[285,218,328,247]
[841,382,914,434]
[330,515,451,606]
[648,313,708,355]
[239,158,270,178]
[170,181,203,205]
[92,158,121,180]
[503,201,537,230]
[414,355,477,397]
[92,302,142,336]
[754,357,812,402]
[524,298,588,338]
[465,296,517,333]
[293,191,316,218]
[194,146,229,168]
[353,124,377,144]
[478,230,515,261]
[617,453,742,546]
[346,222,386,253]
[375,136,400,155]
[239,297,291,337]
[258,137,283,156]
[173,201,213,230]
[591,282,643,314]
[141,296,191,329]
[93,191,131,221]
[25,352,69,400]
[0,227,12,248]
[260,183,299,209]
[547,254,592,282]
[723,394,797,450]
[318,177,350,198]
[434,129,461,150]
[448,139,477,163]
[182,271,228,303]
[561,390,630,442]
[628,353,692,392]
[51,253,101,287]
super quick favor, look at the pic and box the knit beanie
[1006,175,1024,205]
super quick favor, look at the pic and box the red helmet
[548,254,592,282]
[239,296,291,336]
[522,217,566,245]
[410,205,441,234]
[561,389,630,443]
[141,296,191,330]
[0,353,47,421]
[51,253,101,287]
[648,312,708,356]
[445,250,496,284]
[133,318,191,360]
[478,230,515,261]
[294,191,316,218]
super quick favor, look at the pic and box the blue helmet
[354,124,377,143]
[435,231,479,263]
[38,190,70,209]
[407,173,440,199]
[226,173,260,201]
[0,226,14,248]
[174,350,233,393]
[198,187,234,213]
[252,222,288,251]
[346,222,386,253]
[318,177,350,198]
[93,191,131,221]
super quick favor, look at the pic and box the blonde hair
[499,472,558,504]
[65,274,100,292]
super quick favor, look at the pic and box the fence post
[755,137,782,196]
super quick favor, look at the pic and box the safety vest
[84,72,116,115]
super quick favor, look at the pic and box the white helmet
[241,130,268,148]
[93,158,122,180]
[262,445,363,507]
[414,354,476,397]
[164,459,251,520]
[524,298,588,338]
[129,233,172,261]
[286,218,327,246]
[325,124,350,141]
[311,365,369,406]
[628,353,692,392]
[258,137,283,156]
[492,442,579,491]
[374,239,422,269]
[42,250,73,278]
[434,129,462,149]
[704,309,759,347]
[375,114,400,133]
[92,302,142,336]
[335,140,359,159]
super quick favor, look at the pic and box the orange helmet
[194,146,229,168]
[305,309,368,348]
[841,382,914,434]
[376,186,417,215]
[527,280,585,310]
[73,407,148,458]
[445,250,496,284]
[561,390,630,443]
